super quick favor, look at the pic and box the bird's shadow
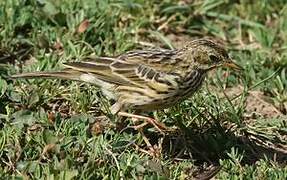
[137,120,287,179]
[102,113,287,168]
[145,120,287,166]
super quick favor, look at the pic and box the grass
[0,0,287,179]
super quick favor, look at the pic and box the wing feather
[61,48,183,89]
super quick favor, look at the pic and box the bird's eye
[209,55,220,63]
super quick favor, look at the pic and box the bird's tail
[10,69,117,100]
[10,69,82,81]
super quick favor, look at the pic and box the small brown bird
[12,38,242,131]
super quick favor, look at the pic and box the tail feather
[11,69,117,100]
[10,69,82,81]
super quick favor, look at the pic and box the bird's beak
[222,59,243,71]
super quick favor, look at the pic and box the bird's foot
[117,111,171,134]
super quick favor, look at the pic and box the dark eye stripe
[209,55,220,62]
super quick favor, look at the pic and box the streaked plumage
[11,38,242,114]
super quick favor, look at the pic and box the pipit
[11,38,242,133]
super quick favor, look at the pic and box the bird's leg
[111,101,168,133]
[117,111,168,134]
[118,111,166,157]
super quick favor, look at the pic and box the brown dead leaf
[90,121,105,136]
[42,144,56,155]
[95,158,105,166]
[89,116,114,136]
[15,140,22,162]
[27,123,43,134]
[77,19,90,33]
[53,38,63,50]
[47,111,56,124]
[40,143,57,161]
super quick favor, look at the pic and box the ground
[0,0,287,179]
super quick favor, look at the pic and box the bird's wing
[64,49,183,88]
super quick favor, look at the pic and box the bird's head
[184,39,243,72]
